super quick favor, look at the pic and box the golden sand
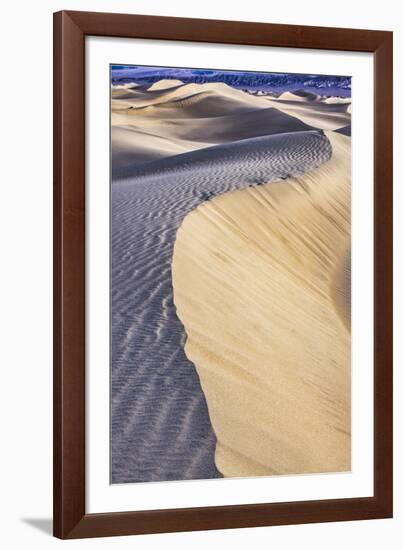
[172,131,351,477]
[111,82,351,169]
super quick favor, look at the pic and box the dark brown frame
[53,10,393,539]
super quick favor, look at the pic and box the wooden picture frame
[53,10,393,539]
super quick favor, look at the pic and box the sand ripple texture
[111,130,332,483]
[172,132,351,477]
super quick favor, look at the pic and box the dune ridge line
[111,130,333,483]
[172,131,351,477]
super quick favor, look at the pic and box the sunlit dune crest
[147,79,184,91]
[110,129,333,482]
[110,73,351,483]
[172,131,351,477]
[278,89,320,102]
[111,79,351,175]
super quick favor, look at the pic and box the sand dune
[147,79,184,91]
[110,76,351,482]
[172,131,351,477]
[111,85,145,100]
[111,126,212,177]
[168,108,312,142]
[111,80,351,176]
[278,90,319,102]
[112,108,314,178]
[111,130,332,483]
[114,81,268,110]
[266,95,351,130]
[323,97,351,105]
[331,246,351,331]
[336,124,351,136]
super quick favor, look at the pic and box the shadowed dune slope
[112,108,315,179]
[172,131,351,477]
[111,130,332,483]
[336,124,352,136]
[266,94,351,130]
[112,80,350,177]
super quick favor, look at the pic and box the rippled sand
[111,80,350,483]
[111,131,331,483]
[111,84,350,178]
[172,131,351,477]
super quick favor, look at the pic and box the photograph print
[110,64,352,484]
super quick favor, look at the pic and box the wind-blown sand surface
[111,130,332,483]
[266,91,351,130]
[172,131,351,476]
[111,78,351,483]
[147,79,184,91]
[111,82,349,178]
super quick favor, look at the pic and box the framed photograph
[53,10,393,539]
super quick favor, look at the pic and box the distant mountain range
[111,66,351,97]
